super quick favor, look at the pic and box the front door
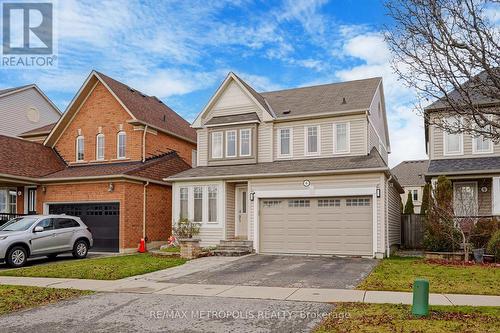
[236,187,248,239]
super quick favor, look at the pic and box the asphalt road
[0,292,333,333]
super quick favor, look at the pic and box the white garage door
[259,196,373,256]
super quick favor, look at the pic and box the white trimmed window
[334,122,349,153]
[226,130,237,158]
[443,117,463,155]
[412,190,418,201]
[472,121,493,154]
[117,131,126,159]
[179,188,188,219]
[239,129,251,157]
[76,135,84,162]
[278,128,292,157]
[193,186,203,222]
[305,125,319,155]
[96,134,105,160]
[211,132,223,159]
[208,186,218,222]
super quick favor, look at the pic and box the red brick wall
[16,187,24,214]
[36,181,171,250]
[145,130,196,165]
[54,82,143,163]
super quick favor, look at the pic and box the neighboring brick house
[0,84,61,138]
[0,71,196,252]
[391,160,429,213]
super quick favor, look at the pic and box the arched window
[117,131,126,159]
[76,135,84,162]
[96,133,105,160]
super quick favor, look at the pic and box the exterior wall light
[376,188,381,198]
[250,192,255,201]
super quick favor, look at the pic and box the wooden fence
[401,214,425,249]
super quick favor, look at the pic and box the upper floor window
[96,134,105,160]
[239,129,251,157]
[472,120,493,154]
[226,130,237,158]
[333,122,349,153]
[305,125,319,155]
[117,131,126,159]
[443,117,463,156]
[76,135,84,161]
[412,189,418,201]
[211,132,223,159]
[278,128,292,157]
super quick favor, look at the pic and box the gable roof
[19,122,57,137]
[0,84,62,115]
[0,84,33,97]
[44,71,196,146]
[262,77,382,118]
[205,112,260,126]
[0,135,66,180]
[391,159,429,186]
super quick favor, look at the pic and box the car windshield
[0,217,39,231]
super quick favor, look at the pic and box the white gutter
[0,173,171,186]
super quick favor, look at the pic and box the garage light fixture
[250,192,255,201]
[376,188,381,198]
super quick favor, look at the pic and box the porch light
[376,188,381,198]
[17,191,22,196]
[250,192,255,202]
[108,183,114,192]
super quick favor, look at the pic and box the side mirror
[33,226,44,233]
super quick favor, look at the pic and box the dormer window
[117,131,126,159]
[76,135,84,162]
[305,125,320,156]
[96,133,105,160]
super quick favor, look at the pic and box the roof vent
[342,97,347,104]
[283,109,291,115]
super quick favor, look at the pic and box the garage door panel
[260,196,372,256]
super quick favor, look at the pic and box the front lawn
[358,257,499,295]
[160,246,180,253]
[0,285,92,315]
[315,303,500,333]
[0,254,186,280]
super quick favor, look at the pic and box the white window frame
[225,130,237,158]
[472,120,494,154]
[443,117,463,156]
[278,127,293,158]
[179,187,189,220]
[412,189,418,202]
[175,184,222,226]
[117,131,127,159]
[333,122,350,154]
[239,128,252,157]
[304,125,320,156]
[208,185,218,223]
[493,177,500,215]
[193,186,203,223]
[76,135,85,162]
[96,133,105,161]
[211,131,223,159]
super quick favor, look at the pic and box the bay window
[278,128,292,157]
[179,187,188,219]
[211,132,223,159]
[239,129,251,157]
[194,186,203,222]
[208,186,218,222]
[226,130,237,157]
[334,122,349,153]
[177,185,219,224]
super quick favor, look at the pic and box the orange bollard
[138,238,147,253]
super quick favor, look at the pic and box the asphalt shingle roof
[427,156,500,175]
[19,122,57,136]
[168,148,387,180]
[0,84,33,97]
[391,160,429,186]
[205,112,260,126]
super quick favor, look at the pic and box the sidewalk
[1,276,499,307]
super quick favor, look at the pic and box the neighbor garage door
[49,203,119,252]
[259,197,372,256]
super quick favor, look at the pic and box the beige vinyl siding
[367,85,387,145]
[258,122,273,162]
[198,228,224,247]
[197,128,208,166]
[478,179,492,216]
[0,87,60,137]
[273,114,367,160]
[368,121,388,163]
[248,172,386,254]
[387,180,402,247]
[430,112,500,159]
[225,182,236,240]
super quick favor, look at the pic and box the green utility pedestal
[412,278,429,317]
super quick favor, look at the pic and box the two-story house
[392,160,429,213]
[0,84,61,138]
[0,71,196,253]
[425,74,500,218]
[167,73,403,258]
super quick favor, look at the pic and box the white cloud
[343,33,391,65]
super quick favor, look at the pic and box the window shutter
[493,177,500,215]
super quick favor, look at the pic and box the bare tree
[385,0,500,139]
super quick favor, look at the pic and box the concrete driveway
[0,293,333,333]
[162,255,377,289]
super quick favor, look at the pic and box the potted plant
[173,218,201,259]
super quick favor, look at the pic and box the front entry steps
[213,240,253,256]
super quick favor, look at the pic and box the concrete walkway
[1,276,499,307]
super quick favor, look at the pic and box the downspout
[386,177,392,257]
[142,125,148,162]
[143,181,149,240]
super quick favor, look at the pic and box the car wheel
[72,240,88,259]
[47,254,58,259]
[7,246,28,268]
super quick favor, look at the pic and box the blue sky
[0,0,428,166]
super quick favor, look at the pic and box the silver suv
[0,215,93,267]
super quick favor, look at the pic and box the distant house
[0,84,61,138]
[391,160,429,213]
